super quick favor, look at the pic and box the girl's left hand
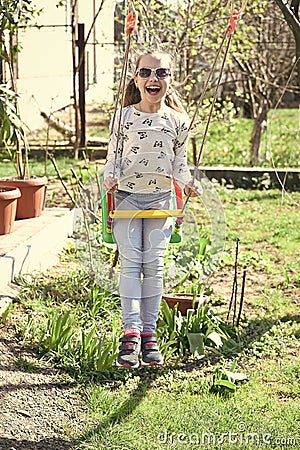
[184,180,202,197]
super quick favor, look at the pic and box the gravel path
[0,326,84,450]
[0,179,96,450]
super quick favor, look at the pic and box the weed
[157,300,239,360]
[0,300,13,324]
[211,360,247,394]
[39,310,76,356]
[14,356,41,373]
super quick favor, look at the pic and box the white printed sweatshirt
[104,104,192,194]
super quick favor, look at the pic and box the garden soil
[0,325,83,450]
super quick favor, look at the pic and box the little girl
[103,50,200,368]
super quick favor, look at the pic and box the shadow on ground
[0,437,74,450]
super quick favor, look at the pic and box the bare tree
[273,0,300,87]
[230,7,297,164]
[125,1,297,165]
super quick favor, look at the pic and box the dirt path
[0,324,83,450]
[0,183,83,450]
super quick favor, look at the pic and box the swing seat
[101,178,184,245]
[109,209,184,219]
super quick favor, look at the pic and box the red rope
[228,9,240,35]
[125,10,137,35]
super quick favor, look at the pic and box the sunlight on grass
[198,108,300,167]
[3,148,299,450]
[76,363,300,450]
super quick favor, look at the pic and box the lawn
[195,108,300,168]
[5,183,299,450]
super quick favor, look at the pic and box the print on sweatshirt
[105,104,192,193]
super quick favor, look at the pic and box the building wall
[17,0,115,130]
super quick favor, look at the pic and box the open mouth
[146,86,161,95]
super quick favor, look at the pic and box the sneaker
[141,335,164,366]
[116,335,141,369]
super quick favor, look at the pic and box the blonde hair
[123,51,186,113]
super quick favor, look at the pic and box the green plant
[37,308,119,376]
[157,300,238,360]
[74,325,119,374]
[0,83,30,177]
[39,310,76,356]
[211,360,247,394]
[157,300,188,360]
[0,0,40,178]
[14,356,41,373]
[0,300,13,324]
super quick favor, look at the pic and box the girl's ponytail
[165,88,185,113]
[123,78,141,107]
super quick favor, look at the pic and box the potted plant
[159,299,234,360]
[162,292,206,315]
[0,84,47,219]
[0,1,47,219]
[0,185,21,234]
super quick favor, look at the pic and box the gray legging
[113,190,173,334]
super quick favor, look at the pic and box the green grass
[0,153,84,178]
[0,153,100,188]
[0,109,299,176]
[75,365,299,449]
[73,340,299,449]
[194,108,300,167]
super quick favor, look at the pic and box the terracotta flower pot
[0,176,47,219]
[0,186,21,235]
[162,293,206,315]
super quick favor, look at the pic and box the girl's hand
[102,175,119,192]
[184,179,202,197]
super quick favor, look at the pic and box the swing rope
[106,3,245,226]
[106,3,137,273]
[112,5,137,180]
[182,7,242,213]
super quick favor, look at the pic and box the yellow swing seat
[109,209,184,219]
[101,179,184,245]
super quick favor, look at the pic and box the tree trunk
[273,0,300,88]
[250,100,268,166]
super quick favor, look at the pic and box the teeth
[146,86,160,93]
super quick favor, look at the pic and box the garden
[0,1,300,449]
[0,107,299,449]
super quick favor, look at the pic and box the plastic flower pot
[0,176,47,219]
[162,293,206,315]
[0,186,21,235]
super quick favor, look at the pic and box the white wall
[17,0,115,130]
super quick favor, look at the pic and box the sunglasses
[135,67,171,79]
